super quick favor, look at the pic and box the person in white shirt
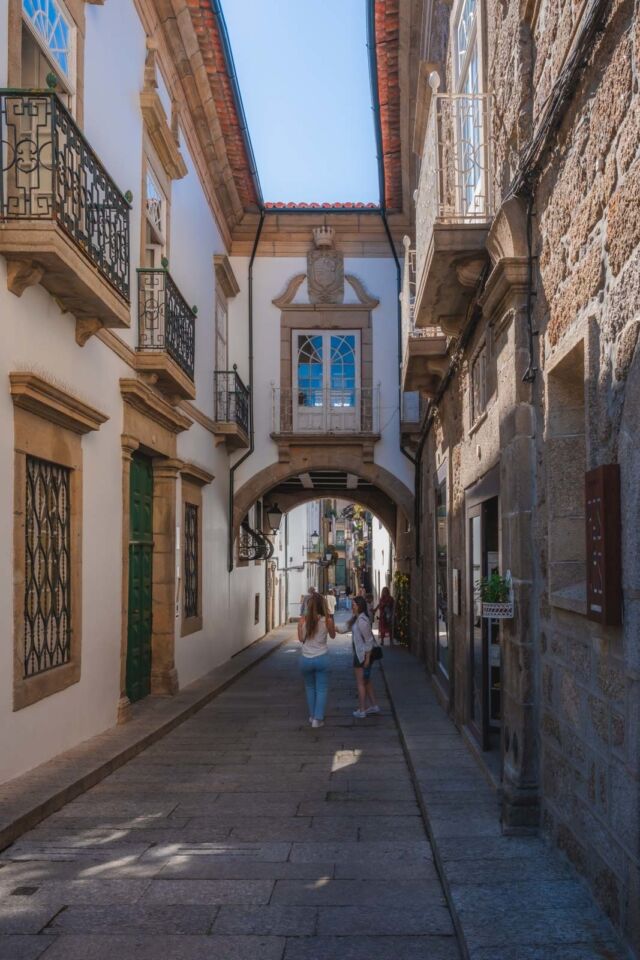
[337,595,380,719]
[297,593,335,728]
[324,589,336,616]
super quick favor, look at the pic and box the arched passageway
[234,458,414,561]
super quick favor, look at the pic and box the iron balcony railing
[401,237,444,351]
[0,90,130,299]
[416,80,493,285]
[214,367,250,435]
[137,268,195,380]
[271,386,381,435]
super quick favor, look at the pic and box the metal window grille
[184,501,198,619]
[24,455,71,678]
[471,344,487,423]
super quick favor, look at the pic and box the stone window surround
[117,378,192,723]
[141,139,172,267]
[545,329,589,616]
[280,310,373,399]
[180,462,214,638]
[7,0,87,125]
[10,372,108,711]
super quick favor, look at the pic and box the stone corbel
[75,317,102,347]
[214,255,240,298]
[6,259,44,297]
[439,315,466,338]
[140,41,187,181]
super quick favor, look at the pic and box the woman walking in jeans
[297,593,335,728]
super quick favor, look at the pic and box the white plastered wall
[0,0,267,782]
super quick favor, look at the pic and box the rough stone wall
[532,0,640,943]
[412,0,640,947]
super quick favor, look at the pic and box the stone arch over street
[234,455,414,563]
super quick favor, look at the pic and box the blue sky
[221,0,379,204]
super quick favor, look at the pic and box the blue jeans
[300,653,330,720]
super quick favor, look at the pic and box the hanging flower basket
[480,570,514,620]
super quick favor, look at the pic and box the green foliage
[393,571,410,645]
[478,571,510,603]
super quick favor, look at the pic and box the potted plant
[479,570,514,619]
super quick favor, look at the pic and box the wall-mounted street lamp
[309,530,320,551]
[266,503,283,534]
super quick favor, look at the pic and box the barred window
[471,344,487,424]
[24,455,71,678]
[184,501,199,619]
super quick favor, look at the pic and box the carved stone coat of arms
[307,227,344,304]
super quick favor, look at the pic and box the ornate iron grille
[415,90,493,283]
[184,502,198,619]
[24,455,71,678]
[137,268,195,380]
[0,91,130,299]
[238,521,274,562]
[214,367,250,434]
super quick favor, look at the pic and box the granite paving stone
[283,935,462,960]
[0,634,462,960]
[382,645,630,960]
[0,936,53,960]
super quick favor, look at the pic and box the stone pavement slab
[0,628,289,852]
[0,634,462,960]
[382,645,631,960]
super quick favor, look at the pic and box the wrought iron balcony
[137,268,196,399]
[0,90,131,334]
[213,368,250,450]
[238,521,273,562]
[271,387,380,436]
[414,78,493,333]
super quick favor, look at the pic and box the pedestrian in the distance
[337,595,380,718]
[324,588,336,616]
[358,586,374,621]
[374,586,394,646]
[297,593,335,728]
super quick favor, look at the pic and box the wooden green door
[126,453,153,702]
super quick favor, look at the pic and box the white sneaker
[365,705,381,715]
[352,709,367,719]
[308,717,313,725]
[311,719,324,728]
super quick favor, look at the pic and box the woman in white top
[337,595,380,719]
[297,593,336,728]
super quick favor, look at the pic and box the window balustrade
[0,90,130,299]
[214,368,250,436]
[137,268,195,383]
[271,386,380,435]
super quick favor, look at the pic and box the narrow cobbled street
[0,633,461,960]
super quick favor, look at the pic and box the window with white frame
[451,0,486,216]
[21,0,75,91]
[144,167,167,268]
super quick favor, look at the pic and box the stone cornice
[140,87,188,181]
[9,372,109,434]
[180,461,215,486]
[214,254,240,298]
[120,378,192,434]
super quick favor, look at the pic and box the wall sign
[585,464,622,626]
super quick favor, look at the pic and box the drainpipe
[228,210,265,571]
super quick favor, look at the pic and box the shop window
[546,341,587,612]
